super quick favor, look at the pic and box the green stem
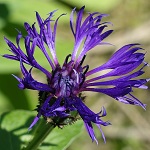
[23,119,55,150]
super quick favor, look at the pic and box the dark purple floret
[3,6,149,144]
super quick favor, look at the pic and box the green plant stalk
[23,119,55,150]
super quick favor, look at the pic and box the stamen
[73,69,79,84]
[80,75,85,86]
[51,67,59,81]
[65,54,72,64]
[58,73,62,86]
[80,55,86,66]
[83,65,89,74]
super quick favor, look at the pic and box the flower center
[49,55,88,97]
[50,66,79,97]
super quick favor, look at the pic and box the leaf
[39,120,83,150]
[0,110,83,150]
[0,110,36,150]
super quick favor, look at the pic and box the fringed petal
[72,97,110,143]
[70,6,112,61]
[86,44,144,77]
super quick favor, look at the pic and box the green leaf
[39,120,83,150]
[0,110,83,150]
[0,110,36,150]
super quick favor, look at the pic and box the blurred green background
[0,0,150,150]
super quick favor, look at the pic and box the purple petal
[84,87,131,99]
[72,97,110,143]
[116,94,146,109]
[84,122,98,144]
[71,7,111,61]
[29,115,40,130]
[15,62,53,91]
[86,44,143,77]
[36,11,44,27]
[70,7,76,37]
[75,6,85,39]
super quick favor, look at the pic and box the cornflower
[3,6,149,144]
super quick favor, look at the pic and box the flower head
[3,6,149,144]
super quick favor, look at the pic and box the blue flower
[3,6,149,144]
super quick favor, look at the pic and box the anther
[65,54,72,64]
[83,65,89,74]
[51,67,59,79]
[80,55,86,66]
[79,75,85,86]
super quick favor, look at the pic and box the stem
[23,119,55,150]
